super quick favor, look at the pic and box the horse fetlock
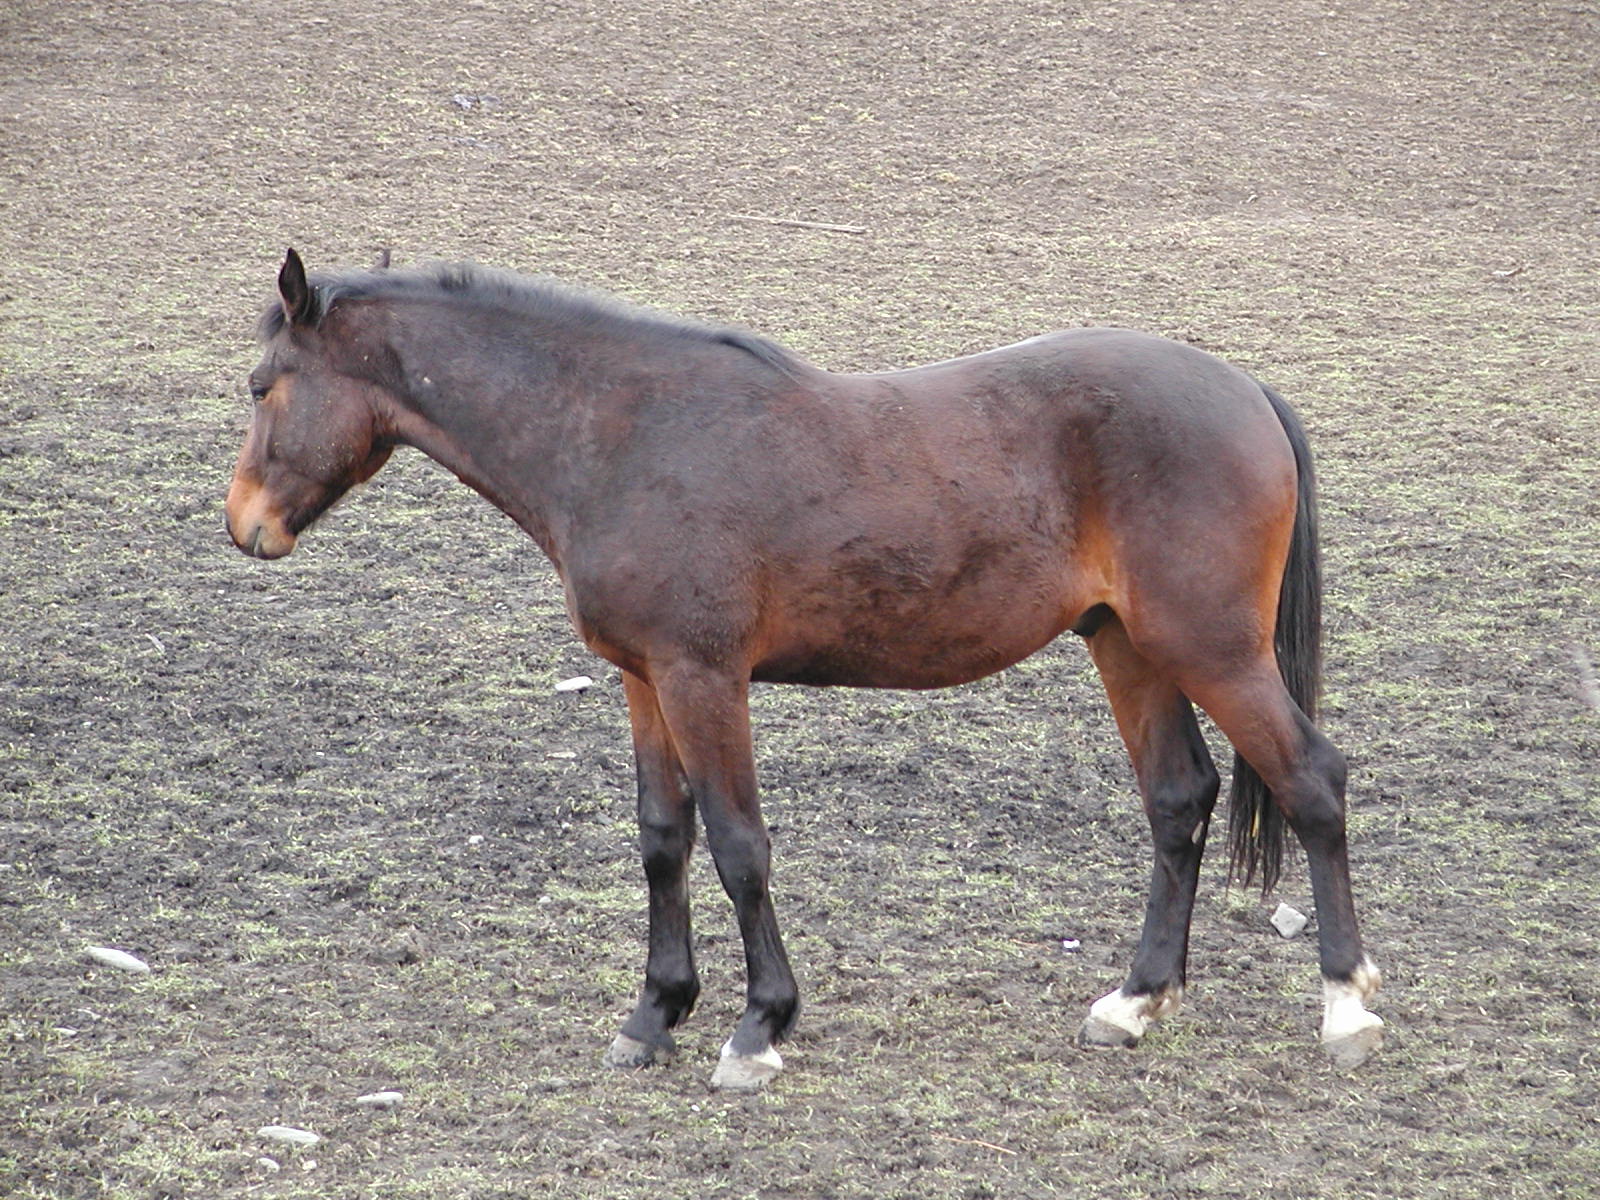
[643,972,700,1018]
[1349,955,1382,1000]
[750,990,800,1038]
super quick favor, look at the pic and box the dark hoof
[1078,1016,1140,1049]
[605,1033,675,1069]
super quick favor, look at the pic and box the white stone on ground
[85,946,150,973]
[1270,902,1309,938]
[258,1126,321,1146]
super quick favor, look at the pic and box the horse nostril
[249,526,264,557]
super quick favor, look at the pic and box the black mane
[257,261,798,375]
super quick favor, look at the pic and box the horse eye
[249,381,269,403]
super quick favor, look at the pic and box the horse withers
[225,249,1383,1089]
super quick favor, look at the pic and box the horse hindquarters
[1079,376,1381,1066]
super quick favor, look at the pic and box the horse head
[224,249,395,558]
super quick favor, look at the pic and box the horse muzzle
[224,477,298,559]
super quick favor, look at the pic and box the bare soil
[2,1,1597,1197]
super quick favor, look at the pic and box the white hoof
[1079,986,1182,1048]
[1322,1014,1385,1069]
[709,1040,783,1091]
[1321,958,1384,1069]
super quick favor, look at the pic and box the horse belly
[752,552,1080,689]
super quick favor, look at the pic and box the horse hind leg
[1079,618,1221,1049]
[1181,662,1384,1068]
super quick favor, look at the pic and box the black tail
[1227,382,1323,893]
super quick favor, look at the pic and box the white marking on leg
[719,1038,783,1071]
[1321,956,1384,1046]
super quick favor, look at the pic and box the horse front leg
[1081,620,1221,1048]
[651,663,798,1091]
[606,670,701,1069]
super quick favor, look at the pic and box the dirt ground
[2,1,1598,1197]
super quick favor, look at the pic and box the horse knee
[639,820,694,882]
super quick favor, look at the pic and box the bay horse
[225,249,1383,1089]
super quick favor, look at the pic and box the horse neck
[367,301,593,564]
[356,296,801,567]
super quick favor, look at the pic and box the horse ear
[278,247,315,328]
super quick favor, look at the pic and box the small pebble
[257,1157,280,1173]
[1270,902,1309,938]
[258,1126,321,1146]
[355,1091,404,1110]
[1060,938,1081,952]
[86,946,150,974]
[554,675,593,693]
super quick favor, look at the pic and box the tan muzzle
[224,474,297,559]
